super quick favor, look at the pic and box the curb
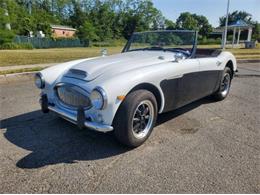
[237,59,260,63]
[0,71,35,84]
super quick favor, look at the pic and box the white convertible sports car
[35,30,237,147]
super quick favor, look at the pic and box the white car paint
[39,49,237,131]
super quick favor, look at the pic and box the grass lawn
[0,45,259,67]
[0,47,122,67]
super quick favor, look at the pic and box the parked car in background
[35,30,237,147]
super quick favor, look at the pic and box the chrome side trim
[48,106,113,132]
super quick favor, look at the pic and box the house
[51,25,76,38]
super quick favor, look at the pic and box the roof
[228,20,252,28]
[214,20,252,31]
[50,25,76,31]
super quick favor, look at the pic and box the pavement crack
[90,155,123,192]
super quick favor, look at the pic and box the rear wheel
[113,90,158,147]
[212,67,232,101]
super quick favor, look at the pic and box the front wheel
[113,90,158,147]
[212,67,232,101]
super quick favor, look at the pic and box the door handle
[216,61,222,66]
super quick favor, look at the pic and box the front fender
[218,51,237,72]
[95,66,167,125]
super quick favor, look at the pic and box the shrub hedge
[0,42,33,50]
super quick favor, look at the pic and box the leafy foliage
[219,11,252,26]
[176,12,212,37]
[0,42,33,49]
[0,0,258,46]
[0,29,15,44]
[252,22,260,41]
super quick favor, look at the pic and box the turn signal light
[117,95,125,101]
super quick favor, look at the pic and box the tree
[0,0,215,44]
[176,12,212,37]
[219,11,252,26]
[119,0,164,39]
[176,12,198,30]
[192,14,212,37]
[69,0,87,28]
[88,1,115,41]
[164,19,176,30]
[252,21,260,41]
[78,21,98,43]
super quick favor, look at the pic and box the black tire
[212,67,232,101]
[113,89,158,148]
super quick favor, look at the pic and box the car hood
[63,51,175,81]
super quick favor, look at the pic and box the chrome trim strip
[167,74,183,80]
[48,106,113,132]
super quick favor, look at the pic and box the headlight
[34,73,45,89]
[90,87,107,110]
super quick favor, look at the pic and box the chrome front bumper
[41,94,113,132]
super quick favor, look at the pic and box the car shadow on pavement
[1,97,214,169]
[1,111,129,169]
[156,97,215,126]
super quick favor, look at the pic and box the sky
[151,0,260,27]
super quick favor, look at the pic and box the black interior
[194,48,222,58]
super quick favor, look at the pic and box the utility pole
[51,0,54,14]
[28,0,32,15]
[222,0,230,49]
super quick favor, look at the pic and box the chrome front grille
[55,84,91,109]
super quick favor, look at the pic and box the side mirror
[101,48,107,57]
[174,53,184,62]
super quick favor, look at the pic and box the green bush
[0,42,33,50]
[51,37,78,41]
[20,43,34,49]
[198,37,221,45]
[0,30,15,44]
[91,39,126,47]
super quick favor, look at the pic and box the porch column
[232,27,236,48]
[237,28,241,45]
[247,27,252,41]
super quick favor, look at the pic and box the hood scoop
[65,68,88,80]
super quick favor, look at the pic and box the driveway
[0,62,259,193]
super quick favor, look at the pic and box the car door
[161,58,200,112]
[197,57,223,97]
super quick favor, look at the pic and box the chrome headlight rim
[90,87,107,110]
[34,72,45,89]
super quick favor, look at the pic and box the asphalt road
[0,62,259,193]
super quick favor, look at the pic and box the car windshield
[123,30,197,56]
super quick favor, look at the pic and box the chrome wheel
[220,73,231,97]
[132,100,154,139]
